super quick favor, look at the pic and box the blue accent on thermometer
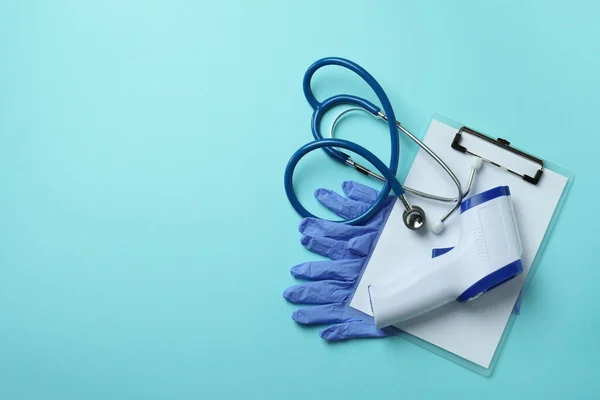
[460,186,511,213]
[456,259,523,303]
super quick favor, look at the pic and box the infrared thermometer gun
[369,186,524,329]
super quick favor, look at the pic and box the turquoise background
[0,1,596,398]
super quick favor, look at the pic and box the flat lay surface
[0,1,596,398]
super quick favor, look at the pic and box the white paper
[349,119,568,368]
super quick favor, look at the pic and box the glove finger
[283,280,354,304]
[363,196,396,227]
[315,188,369,220]
[291,258,364,281]
[299,217,376,240]
[320,321,393,341]
[292,303,358,325]
[341,181,397,219]
[348,231,378,257]
[301,235,363,260]
[341,181,379,204]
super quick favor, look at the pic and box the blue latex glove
[283,181,396,341]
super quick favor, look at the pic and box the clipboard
[347,113,574,376]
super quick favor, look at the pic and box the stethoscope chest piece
[402,205,426,230]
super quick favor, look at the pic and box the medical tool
[282,180,523,341]
[368,186,524,328]
[282,57,558,359]
[284,57,479,233]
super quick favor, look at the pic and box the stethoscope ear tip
[431,221,444,234]
[471,157,483,170]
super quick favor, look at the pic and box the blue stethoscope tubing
[284,57,406,225]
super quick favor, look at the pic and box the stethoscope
[284,57,481,233]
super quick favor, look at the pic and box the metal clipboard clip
[451,126,544,185]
